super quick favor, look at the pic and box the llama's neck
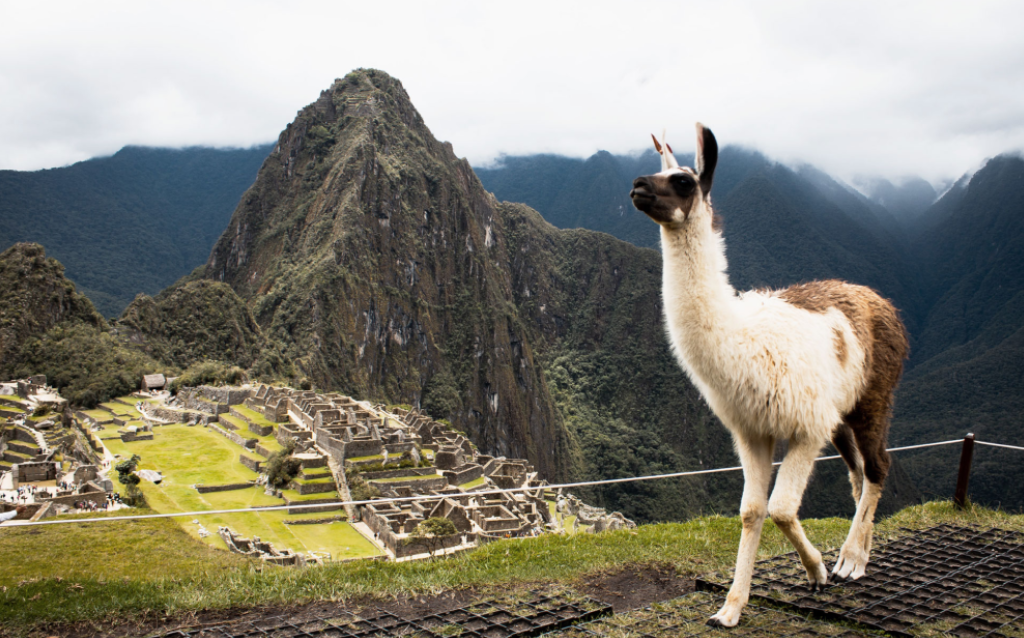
[659,216,740,368]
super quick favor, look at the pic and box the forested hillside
[0,144,272,316]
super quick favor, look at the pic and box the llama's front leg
[709,433,774,628]
[833,478,883,580]
[768,436,828,591]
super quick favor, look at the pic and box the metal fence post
[953,433,975,509]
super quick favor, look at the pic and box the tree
[264,440,301,489]
[114,454,145,506]
[404,516,458,558]
[422,372,461,420]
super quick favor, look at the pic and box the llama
[629,124,907,627]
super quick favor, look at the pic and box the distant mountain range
[2,70,1022,517]
[0,144,273,316]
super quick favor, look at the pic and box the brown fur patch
[778,280,909,485]
[833,327,848,365]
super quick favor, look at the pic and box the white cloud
[1,0,1022,183]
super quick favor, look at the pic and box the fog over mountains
[2,70,1022,518]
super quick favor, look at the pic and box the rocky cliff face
[206,70,570,478]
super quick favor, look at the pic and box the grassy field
[1,502,1020,633]
[98,424,378,561]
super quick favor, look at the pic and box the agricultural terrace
[97,403,379,562]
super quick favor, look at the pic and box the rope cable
[2,437,979,528]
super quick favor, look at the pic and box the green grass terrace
[97,424,378,563]
[1,503,1020,635]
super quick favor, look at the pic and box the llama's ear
[695,123,718,197]
[653,132,680,171]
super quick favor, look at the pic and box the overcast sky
[2,1,1023,185]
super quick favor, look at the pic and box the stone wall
[367,475,448,492]
[195,482,254,494]
[228,406,273,436]
[395,532,467,558]
[6,441,37,456]
[342,439,384,460]
[443,463,484,486]
[297,455,327,469]
[209,424,256,450]
[255,442,278,458]
[197,386,251,405]
[120,432,154,442]
[360,467,435,480]
[248,421,273,437]
[39,489,108,509]
[17,462,56,482]
[240,453,263,472]
[290,479,337,495]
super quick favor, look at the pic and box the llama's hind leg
[832,423,864,506]
[833,431,888,581]
[709,432,774,628]
[768,435,829,591]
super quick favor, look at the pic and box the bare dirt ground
[28,563,694,638]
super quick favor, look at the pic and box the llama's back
[777,280,908,410]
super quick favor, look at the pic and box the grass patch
[232,405,276,430]
[292,476,336,486]
[0,394,24,403]
[218,413,247,431]
[80,409,114,423]
[460,476,487,489]
[4,503,1015,634]
[346,454,384,463]
[2,502,1019,634]
[99,402,142,419]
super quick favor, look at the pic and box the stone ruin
[218,526,306,566]
[1,377,116,521]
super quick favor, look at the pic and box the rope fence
[2,435,1016,528]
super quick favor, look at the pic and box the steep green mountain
[0,144,272,317]
[0,243,163,406]
[118,276,265,371]
[891,155,1024,509]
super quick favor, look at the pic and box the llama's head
[630,123,718,227]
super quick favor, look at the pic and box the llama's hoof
[806,562,828,591]
[832,552,869,581]
[708,609,740,627]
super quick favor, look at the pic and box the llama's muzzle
[630,177,655,211]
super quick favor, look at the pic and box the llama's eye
[670,174,695,197]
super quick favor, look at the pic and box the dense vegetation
[0,243,165,406]
[0,144,271,316]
